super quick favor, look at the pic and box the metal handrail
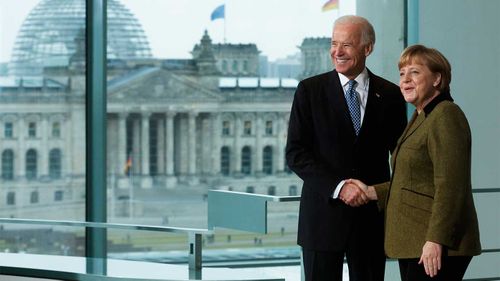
[0,218,210,234]
[0,217,211,279]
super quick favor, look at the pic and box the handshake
[338,179,378,207]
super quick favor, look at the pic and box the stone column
[141,112,152,188]
[63,114,71,177]
[40,115,49,177]
[18,116,26,178]
[211,113,221,175]
[188,111,198,185]
[128,117,141,191]
[118,113,127,174]
[233,115,242,174]
[276,113,287,173]
[117,113,129,189]
[165,111,177,188]
[255,114,263,175]
[157,117,165,175]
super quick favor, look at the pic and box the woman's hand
[346,179,378,200]
[418,241,442,277]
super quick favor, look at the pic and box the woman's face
[399,61,441,111]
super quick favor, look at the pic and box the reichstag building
[0,0,330,219]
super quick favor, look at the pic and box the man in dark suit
[286,15,407,281]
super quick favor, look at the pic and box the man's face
[330,23,372,79]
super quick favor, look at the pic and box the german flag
[124,155,132,176]
[322,0,339,12]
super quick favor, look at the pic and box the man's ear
[364,43,373,57]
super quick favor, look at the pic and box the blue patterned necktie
[345,80,361,135]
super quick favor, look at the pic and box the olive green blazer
[375,99,481,259]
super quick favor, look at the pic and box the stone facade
[0,33,304,214]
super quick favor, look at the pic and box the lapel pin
[375,93,381,98]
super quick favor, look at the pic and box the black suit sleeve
[285,81,341,198]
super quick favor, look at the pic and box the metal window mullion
[405,0,419,118]
[85,0,107,273]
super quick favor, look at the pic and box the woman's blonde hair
[398,44,452,93]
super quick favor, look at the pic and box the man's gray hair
[334,15,376,46]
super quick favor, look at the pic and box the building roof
[218,77,298,89]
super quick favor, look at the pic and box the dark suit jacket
[375,94,481,258]
[286,69,407,251]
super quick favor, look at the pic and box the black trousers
[398,256,472,281]
[302,220,385,281]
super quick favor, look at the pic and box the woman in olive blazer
[350,45,481,281]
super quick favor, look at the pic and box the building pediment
[108,67,223,103]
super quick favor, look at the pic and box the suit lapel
[390,111,425,170]
[360,71,383,137]
[400,111,425,142]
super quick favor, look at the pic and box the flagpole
[129,170,134,219]
[223,1,227,43]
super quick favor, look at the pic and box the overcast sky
[0,0,356,63]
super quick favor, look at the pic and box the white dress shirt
[333,68,370,199]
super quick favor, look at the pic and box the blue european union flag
[211,4,225,21]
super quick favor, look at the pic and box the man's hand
[346,179,378,200]
[339,182,368,207]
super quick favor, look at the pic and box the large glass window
[0,0,86,229]
[0,0,458,278]
[30,191,39,204]
[265,120,273,135]
[220,146,230,176]
[49,148,62,179]
[51,122,61,138]
[243,121,252,136]
[7,192,15,205]
[2,149,14,180]
[241,146,252,175]
[26,149,38,180]
[94,0,412,275]
[28,122,37,138]
[222,120,230,136]
[4,122,13,138]
[2,1,497,281]
[263,146,273,175]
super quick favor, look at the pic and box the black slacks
[398,256,472,281]
[302,212,385,281]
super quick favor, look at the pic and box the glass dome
[8,0,152,76]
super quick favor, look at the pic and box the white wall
[359,0,500,280]
[419,2,500,278]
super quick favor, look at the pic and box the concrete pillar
[141,112,152,188]
[187,111,198,185]
[233,115,242,174]
[18,116,26,178]
[165,111,177,188]
[211,113,221,175]
[118,113,127,175]
[255,114,263,175]
[40,115,49,177]
[276,113,287,173]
